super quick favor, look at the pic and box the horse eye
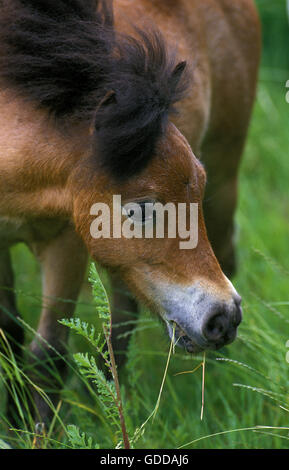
[123,200,155,225]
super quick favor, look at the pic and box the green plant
[60,263,130,449]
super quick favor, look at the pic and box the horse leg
[201,134,248,278]
[108,274,139,369]
[0,247,24,423]
[28,226,88,423]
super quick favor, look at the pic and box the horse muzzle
[160,283,243,353]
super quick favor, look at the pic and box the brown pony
[0,0,261,422]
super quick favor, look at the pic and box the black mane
[0,0,189,178]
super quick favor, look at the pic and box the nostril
[203,313,228,342]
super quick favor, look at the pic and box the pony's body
[0,0,261,422]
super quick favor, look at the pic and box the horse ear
[170,61,187,90]
[100,90,117,107]
[90,90,117,134]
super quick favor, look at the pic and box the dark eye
[123,200,155,225]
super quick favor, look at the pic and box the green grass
[0,0,289,450]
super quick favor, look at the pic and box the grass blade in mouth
[131,323,176,444]
[200,352,206,421]
[174,351,207,421]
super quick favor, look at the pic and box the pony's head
[69,27,242,353]
[73,118,242,353]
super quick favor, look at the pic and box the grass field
[0,0,289,450]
